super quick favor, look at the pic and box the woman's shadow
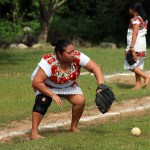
[114,82,133,89]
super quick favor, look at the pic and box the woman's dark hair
[51,39,73,54]
[129,1,148,21]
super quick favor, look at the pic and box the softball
[131,127,141,136]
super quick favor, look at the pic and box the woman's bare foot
[30,133,45,140]
[132,87,141,90]
[70,128,80,133]
[143,75,150,87]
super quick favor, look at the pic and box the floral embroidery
[43,51,81,84]
[43,54,56,65]
[43,53,53,60]
[129,16,148,30]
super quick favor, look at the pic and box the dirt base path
[0,96,150,144]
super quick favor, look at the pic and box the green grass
[0,112,150,150]
[0,47,150,149]
[0,47,150,127]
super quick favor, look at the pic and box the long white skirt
[126,36,146,52]
[124,57,146,70]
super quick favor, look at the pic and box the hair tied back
[51,39,59,47]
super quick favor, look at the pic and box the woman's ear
[57,51,62,58]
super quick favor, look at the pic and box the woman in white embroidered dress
[30,39,104,140]
[124,1,149,89]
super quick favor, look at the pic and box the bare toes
[70,128,80,133]
[143,75,150,87]
[30,134,45,140]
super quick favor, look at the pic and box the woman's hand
[51,94,62,107]
[132,50,137,62]
[32,68,63,107]
[130,47,137,62]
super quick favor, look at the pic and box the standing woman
[30,39,104,140]
[124,1,149,89]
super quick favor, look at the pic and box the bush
[0,20,23,42]
[0,19,40,45]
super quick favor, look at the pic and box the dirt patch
[107,73,150,87]
[0,96,150,144]
[108,75,135,85]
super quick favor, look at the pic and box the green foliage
[0,20,40,42]
[0,0,40,42]
[0,20,22,42]
[49,0,150,45]
[1,0,150,45]
[0,0,16,3]
[49,0,128,44]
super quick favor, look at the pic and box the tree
[38,0,67,43]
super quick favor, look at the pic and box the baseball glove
[95,83,116,114]
[126,50,137,65]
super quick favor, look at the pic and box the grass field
[0,47,150,149]
[0,113,150,150]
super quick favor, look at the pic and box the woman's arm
[130,24,139,48]
[32,67,62,107]
[83,60,104,85]
[130,24,139,62]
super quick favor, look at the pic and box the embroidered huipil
[31,51,90,95]
[126,15,148,52]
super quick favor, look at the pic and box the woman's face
[58,44,76,63]
[129,8,134,16]
[129,8,137,16]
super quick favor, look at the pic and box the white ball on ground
[131,127,141,136]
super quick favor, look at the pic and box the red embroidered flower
[75,51,80,56]
[69,70,80,81]
[47,60,52,64]
[74,58,80,66]
[50,76,58,83]
[47,57,56,65]
[43,54,51,60]
[60,76,68,83]
[51,65,58,74]
[51,57,56,62]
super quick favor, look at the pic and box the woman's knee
[67,94,85,106]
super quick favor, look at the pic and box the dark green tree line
[0,0,150,46]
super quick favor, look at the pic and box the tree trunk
[38,0,67,43]
[38,0,50,43]
[38,14,54,43]
[38,17,50,43]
